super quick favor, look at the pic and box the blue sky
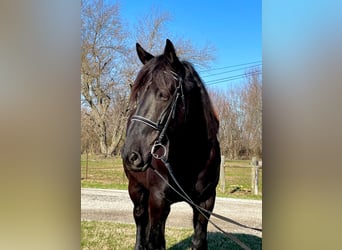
[119,1,261,89]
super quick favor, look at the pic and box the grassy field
[81,221,262,250]
[81,154,262,199]
[81,155,262,249]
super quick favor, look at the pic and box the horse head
[122,39,188,171]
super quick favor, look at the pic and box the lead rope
[159,158,261,232]
[151,157,259,250]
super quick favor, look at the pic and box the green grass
[81,221,261,250]
[217,162,263,199]
[81,155,128,190]
[81,155,262,199]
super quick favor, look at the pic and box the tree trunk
[98,120,108,156]
[107,114,126,156]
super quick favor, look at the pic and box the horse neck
[168,106,209,166]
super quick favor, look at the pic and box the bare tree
[81,0,128,156]
[81,107,100,154]
[81,1,216,156]
[134,8,172,54]
[241,68,262,158]
[211,88,244,159]
[209,67,262,160]
[173,39,216,69]
[133,9,215,68]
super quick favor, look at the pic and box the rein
[150,157,260,250]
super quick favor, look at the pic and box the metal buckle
[151,142,167,159]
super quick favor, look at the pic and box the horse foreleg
[191,194,216,250]
[146,191,170,250]
[129,182,149,250]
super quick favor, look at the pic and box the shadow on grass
[169,232,261,250]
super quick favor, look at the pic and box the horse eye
[157,91,168,101]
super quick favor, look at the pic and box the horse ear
[136,43,154,65]
[164,39,182,69]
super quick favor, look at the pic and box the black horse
[122,39,221,250]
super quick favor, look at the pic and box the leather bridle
[130,71,185,160]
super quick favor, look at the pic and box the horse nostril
[129,152,138,162]
[128,151,142,166]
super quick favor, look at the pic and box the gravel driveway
[81,188,262,237]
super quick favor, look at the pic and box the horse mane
[182,61,219,140]
[129,56,178,107]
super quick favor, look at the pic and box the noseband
[131,71,185,160]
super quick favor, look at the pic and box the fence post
[219,155,225,192]
[251,156,259,195]
[85,150,89,180]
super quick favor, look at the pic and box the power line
[199,60,262,73]
[199,60,262,87]
[206,71,261,86]
[202,63,262,78]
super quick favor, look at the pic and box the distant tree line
[81,0,262,159]
[211,68,262,159]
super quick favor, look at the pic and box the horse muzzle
[122,150,151,172]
